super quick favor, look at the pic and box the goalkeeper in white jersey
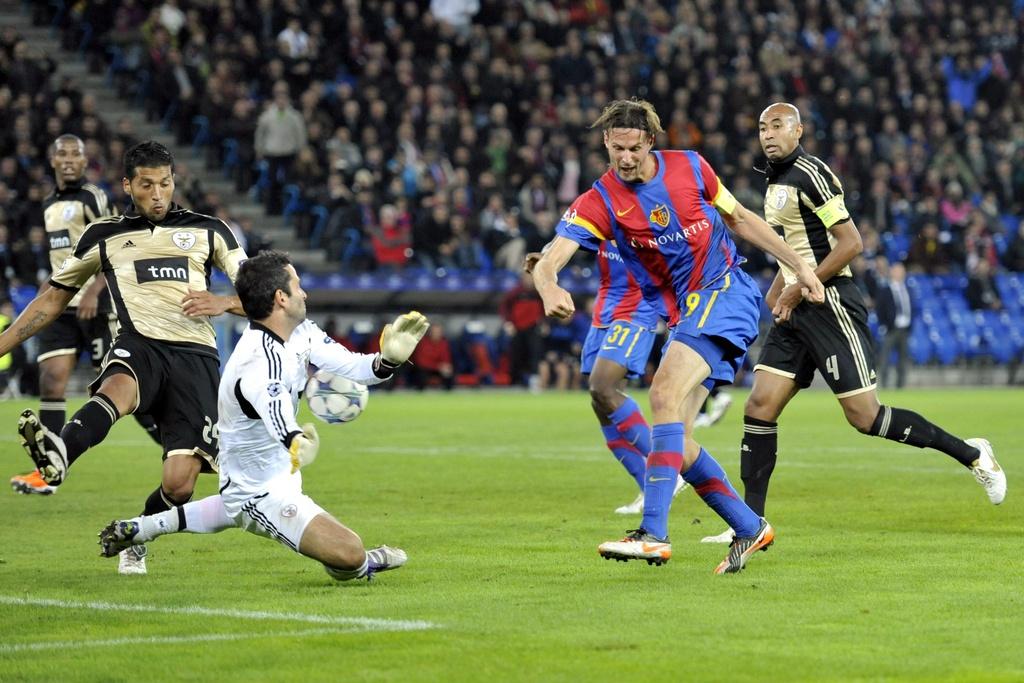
[97,251,430,581]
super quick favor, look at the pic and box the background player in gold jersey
[10,135,161,495]
[0,140,246,575]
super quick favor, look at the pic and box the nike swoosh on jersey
[648,476,673,483]
[616,205,635,217]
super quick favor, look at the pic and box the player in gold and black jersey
[10,134,161,496]
[702,103,1004,544]
[0,140,247,574]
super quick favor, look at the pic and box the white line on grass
[0,595,438,631]
[0,628,360,654]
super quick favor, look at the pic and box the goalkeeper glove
[288,423,320,473]
[379,310,430,369]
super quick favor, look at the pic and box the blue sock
[640,423,684,540]
[600,424,646,489]
[608,397,651,456]
[684,448,761,537]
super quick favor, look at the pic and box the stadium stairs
[4,6,328,275]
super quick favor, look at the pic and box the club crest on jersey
[772,187,788,210]
[649,204,670,227]
[62,204,77,222]
[172,231,196,251]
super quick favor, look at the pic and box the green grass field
[0,388,1021,682]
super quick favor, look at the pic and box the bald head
[759,102,801,125]
[758,102,803,160]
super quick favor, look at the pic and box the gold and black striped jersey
[42,180,116,308]
[50,204,247,357]
[762,146,852,286]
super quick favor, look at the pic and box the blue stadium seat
[948,309,983,359]
[905,274,934,301]
[977,310,1015,363]
[10,284,37,315]
[908,324,933,364]
[250,160,270,200]
[930,329,960,365]
[221,138,239,179]
[281,184,305,225]
[307,205,331,248]
[191,116,211,156]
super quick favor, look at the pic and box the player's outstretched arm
[0,286,74,356]
[720,202,825,304]
[532,236,580,319]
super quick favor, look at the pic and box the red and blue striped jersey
[556,150,741,326]
[592,240,660,329]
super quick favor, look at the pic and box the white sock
[138,510,178,541]
[137,495,234,540]
[182,495,235,534]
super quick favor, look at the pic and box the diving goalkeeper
[98,251,429,581]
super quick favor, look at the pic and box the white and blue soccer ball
[305,370,369,424]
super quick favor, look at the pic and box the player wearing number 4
[701,103,1006,545]
[534,99,826,574]
[526,243,687,515]
[99,251,429,581]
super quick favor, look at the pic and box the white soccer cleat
[966,438,1006,505]
[598,528,671,565]
[673,474,688,498]
[693,413,712,429]
[706,391,734,426]
[117,545,148,575]
[366,545,407,576]
[700,528,736,544]
[615,476,687,514]
[614,491,644,515]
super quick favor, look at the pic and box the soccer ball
[305,370,369,424]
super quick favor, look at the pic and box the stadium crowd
[2,0,1023,387]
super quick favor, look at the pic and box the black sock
[740,416,778,517]
[141,487,193,516]
[869,405,979,467]
[133,413,162,446]
[39,398,66,434]
[61,393,119,466]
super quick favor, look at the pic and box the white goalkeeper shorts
[222,475,326,553]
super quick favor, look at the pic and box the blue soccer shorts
[663,268,761,388]
[580,320,656,379]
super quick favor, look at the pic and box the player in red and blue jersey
[527,240,686,515]
[533,99,824,574]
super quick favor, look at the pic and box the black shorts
[91,333,220,468]
[37,311,118,367]
[754,278,877,397]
